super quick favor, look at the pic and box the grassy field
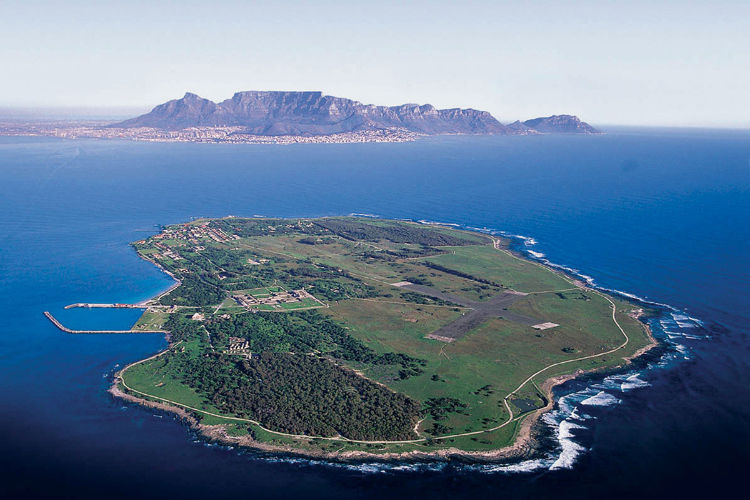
[421,244,573,293]
[121,217,654,455]
[132,310,169,330]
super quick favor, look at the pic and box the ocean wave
[580,391,621,407]
[620,374,651,391]
[418,219,461,227]
[592,373,651,393]
[566,407,594,421]
[549,421,587,470]
[496,231,538,246]
[474,458,551,474]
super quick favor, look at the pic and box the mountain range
[113,91,599,136]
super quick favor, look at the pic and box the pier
[64,303,141,309]
[43,311,167,334]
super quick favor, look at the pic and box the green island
[105,216,655,459]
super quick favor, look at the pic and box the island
[51,217,654,460]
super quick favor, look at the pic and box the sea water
[0,129,748,498]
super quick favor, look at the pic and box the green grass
[132,310,169,330]
[279,298,321,310]
[421,244,573,293]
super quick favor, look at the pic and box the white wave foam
[621,374,650,391]
[549,421,586,470]
[417,219,460,227]
[346,464,386,474]
[480,458,551,473]
[556,393,580,416]
[498,231,538,246]
[580,391,621,407]
[389,463,446,473]
[569,408,594,421]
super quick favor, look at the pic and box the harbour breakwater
[43,311,167,334]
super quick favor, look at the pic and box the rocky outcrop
[522,115,599,134]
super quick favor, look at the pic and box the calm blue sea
[0,130,748,498]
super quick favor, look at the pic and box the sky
[2,0,749,127]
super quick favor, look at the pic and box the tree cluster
[314,219,478,246]
[172,350,420,440]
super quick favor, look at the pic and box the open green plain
[120,217,653,456]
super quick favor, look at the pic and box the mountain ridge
[113,91,599,136]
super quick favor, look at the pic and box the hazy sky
[2,0,749,127]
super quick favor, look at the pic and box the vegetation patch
[175,350,420,439]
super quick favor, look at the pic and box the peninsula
[54,217,653,459]
[2,91,599,144]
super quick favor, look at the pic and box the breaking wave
[581,391,621,407]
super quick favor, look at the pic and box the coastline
[107,221,661,462]
[0,126,422,145]
[133,252,182,308]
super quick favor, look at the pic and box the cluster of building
[153,223,239,245]
[1,123,421,144]
[232,288,317,310]
[227,337,252,357]
[141,240,184,262]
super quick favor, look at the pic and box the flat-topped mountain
[114,91,508,135]
[112,91,598,136]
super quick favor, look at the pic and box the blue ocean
[0,129,748,498]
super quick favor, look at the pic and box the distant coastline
[0,122,422,144]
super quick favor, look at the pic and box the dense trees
[314,219,479,246]
[400,291,458,306]
[168,350,420,440]
[164,313,207,342]
[157,310,425,440]
[421,261,503,288]
[160,276,225,306]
